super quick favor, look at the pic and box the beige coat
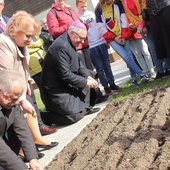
[0,32,30,101]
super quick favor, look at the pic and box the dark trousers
[6,126,21,155]
[41,87,97,126]
[77,48,94,71]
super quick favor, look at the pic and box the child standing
[76,0,122,95]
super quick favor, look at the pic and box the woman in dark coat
[147,0,170,60]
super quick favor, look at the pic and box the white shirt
[77,10,106,49]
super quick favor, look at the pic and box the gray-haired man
[40,21,100,126]
[0,69,43,170]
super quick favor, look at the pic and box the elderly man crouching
[40,21,100,126]
[0,69,43,170]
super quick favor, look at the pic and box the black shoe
[104,86,113,96]
[110,83,122,92]
[95,94,108,104]
[36,142,59,150]
[163,69,170,77]
[132,79,140,87]
[86,107,101,115]
[140,75,149,83]
[38,152,45,159]
[20,152,45,162]
[154,72,164,79]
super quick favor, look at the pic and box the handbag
[141,9,149,21]
[106,18,115,29]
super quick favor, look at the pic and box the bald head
[41,17,48,30]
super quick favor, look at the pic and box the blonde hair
[76,0,87,5]
[6,11,40,38]
[98,0,113,9]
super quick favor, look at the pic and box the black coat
[147,0,170,15]
[41,32,92,115]
[39,28,54,52]
[0,105,38,170]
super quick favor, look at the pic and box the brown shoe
[40,125,57,135]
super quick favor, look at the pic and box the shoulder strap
[50,8,58,19]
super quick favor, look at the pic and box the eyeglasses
[74,32,86,41]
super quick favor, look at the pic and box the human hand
[114,37,125,45]
[86,76,98,89]
[120,38,125,45]
[29,159,43,170]
[129,24,137,31]
[142,27,148,36]
[137,27,143,34]
[20,99,35,115]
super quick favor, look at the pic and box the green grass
[35,90,46,111]
[35,77,170,110]
[110,76,170,103]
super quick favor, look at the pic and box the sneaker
[104,86,113,96]
[148,71,156,79]
[132,79,140,87]
[110,83,122,92]
[140,75,149,83]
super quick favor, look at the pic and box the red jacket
[127,18,142,40]
[47,4,80,39]
[47,4,89,49]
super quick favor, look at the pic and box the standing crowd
[0,0,170,169]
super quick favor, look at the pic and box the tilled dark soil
[45,87,170,170]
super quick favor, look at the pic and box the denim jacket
[147,0,170,15]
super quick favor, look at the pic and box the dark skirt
[149,6,170,59]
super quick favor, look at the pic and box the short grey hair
[0,69,25,95]
[68,21,87,34]
[68,25,82,34]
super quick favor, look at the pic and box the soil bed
[45,87,170,170]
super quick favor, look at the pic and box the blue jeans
[90,43,114,87]
[110,40,144,79]
[142,33,170,73]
